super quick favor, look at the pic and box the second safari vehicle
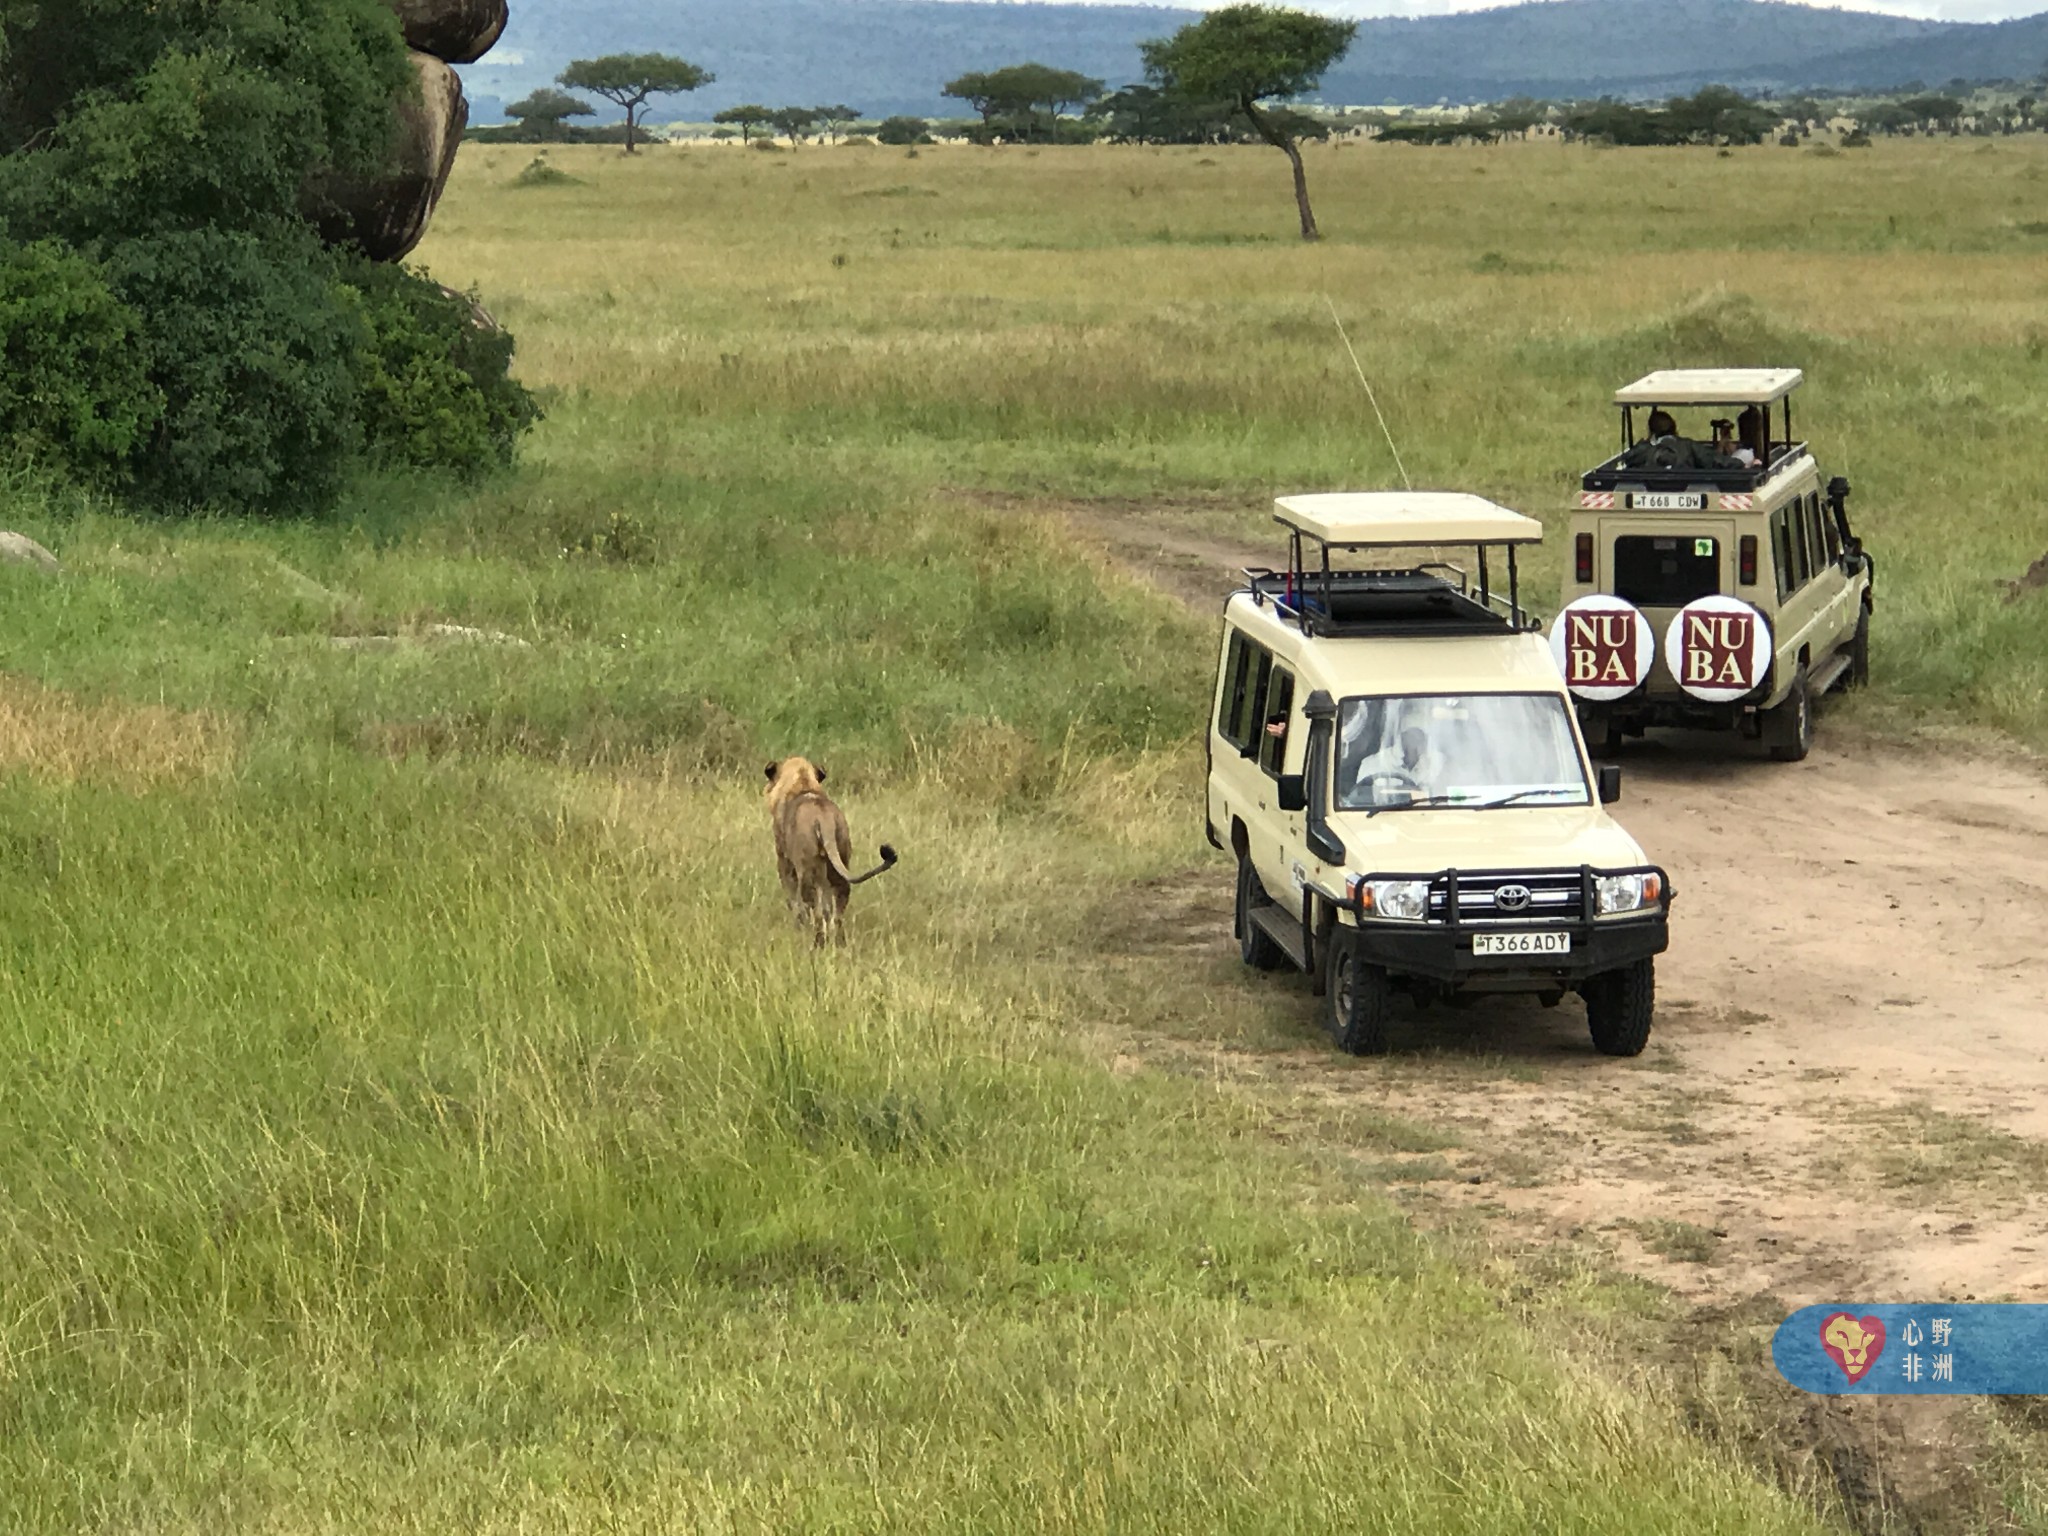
[1208,493,1674,1058]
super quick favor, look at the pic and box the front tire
[1584,958,1655,1057]
[1236,854,1286,972]
[1766,666,1814,762]
[1324,927,1393,1056]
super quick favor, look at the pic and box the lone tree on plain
[1141,5,1356,239]
[814,104,861,143]
[558,53,713,153]
[505,88,594,140]
[714,104,773,145]
[771,106,819,147]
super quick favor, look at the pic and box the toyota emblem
[1494,884,1533,913]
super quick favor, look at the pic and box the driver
[1350,725,1441,798]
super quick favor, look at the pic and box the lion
[764,756,897,946]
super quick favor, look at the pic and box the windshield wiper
[1365,788,1580,817]
[1365,792,1474,818]
[1472,788,1583,810]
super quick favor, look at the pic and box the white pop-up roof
[1273,492,1545,547]
[1613,369,1803,407]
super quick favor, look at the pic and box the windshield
[1335,693,1590,813]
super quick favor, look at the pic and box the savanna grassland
[1,132,2043,1533]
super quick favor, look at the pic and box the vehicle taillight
[1739,534,1758,587]
[1574,533,1594,585]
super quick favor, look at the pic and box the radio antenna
[1323,295,1411,492]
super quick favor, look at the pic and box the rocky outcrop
[390,0,508,65]
[0,532,61,575]
[311,1,508,263]
[312,51,467,264]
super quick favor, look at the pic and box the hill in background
[457,0,2048,122]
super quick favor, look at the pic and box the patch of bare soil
[1015,492,2048,1534]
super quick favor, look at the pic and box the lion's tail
[821,832,899,887]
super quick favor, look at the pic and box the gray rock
[0,531,60,575]
[388,0,508,65]
[308,51,467,264]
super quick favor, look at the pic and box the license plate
[1627,493,1707,511]
[1473,931,1572,957]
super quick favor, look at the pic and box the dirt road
[1005,491,2048,1316]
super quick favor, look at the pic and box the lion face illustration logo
[1820,1313,1887,1383]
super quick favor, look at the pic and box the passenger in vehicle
[1737,405,1767,466]
[1712,418,1758,469]
[1623,410,1720,471]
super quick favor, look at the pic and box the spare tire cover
[1550,596,1655,703]
[1665,596,1773,703]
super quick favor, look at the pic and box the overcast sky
[921,1,2042,19]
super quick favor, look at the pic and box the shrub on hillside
[877,115,933,146]
[0,240,161,481]
[345,260,540,478]
[103,228,366,515]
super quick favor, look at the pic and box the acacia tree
[506,88,594,140]
[1141,5,1356,240]
[943,64,1103,141]
[714,104,772,145]
[770,105,818,147]
[558,53,713,153]
[814,104,860,143]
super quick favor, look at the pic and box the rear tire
[1324,927,1393,1056]
[1236,854,1286,972]
[1766,666,1814,762]
[1585,958,1655,1057]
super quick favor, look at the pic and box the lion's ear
[815,765,827,783]
[764,761,780,781]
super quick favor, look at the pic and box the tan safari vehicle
[1206,493,1674,1058]
[1559,369,1874,761]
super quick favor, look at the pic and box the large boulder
[0,532,60,575]
[310,51,467,264]
[389,0,507,65]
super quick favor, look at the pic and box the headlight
[1366,879,1430,921]
[1596,872,1663,916]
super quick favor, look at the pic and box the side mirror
[1597,764,1622,805]
[1276,775,1307,813]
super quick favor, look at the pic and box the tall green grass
[0,750,1824,1532]
[9,134,2035,1531]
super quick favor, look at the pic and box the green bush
[344,259,541,478]
[104,228,366,515]
[0,239,161,479]
[877,115,933,146]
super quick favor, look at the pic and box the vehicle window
[1785,503,1810,591]
[1232,649,1272,752]
[1218,633,1256,749]
[1258,667,1295,776]
[1612,534,1720,607]
[1334,694,1590,813]
[1770,510,1794,601]
[1803,493,1828,577]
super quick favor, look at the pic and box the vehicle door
[1602,516,1739,690]
[1244,657,1303,910]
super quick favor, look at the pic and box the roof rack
[1255,493,1544,639]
